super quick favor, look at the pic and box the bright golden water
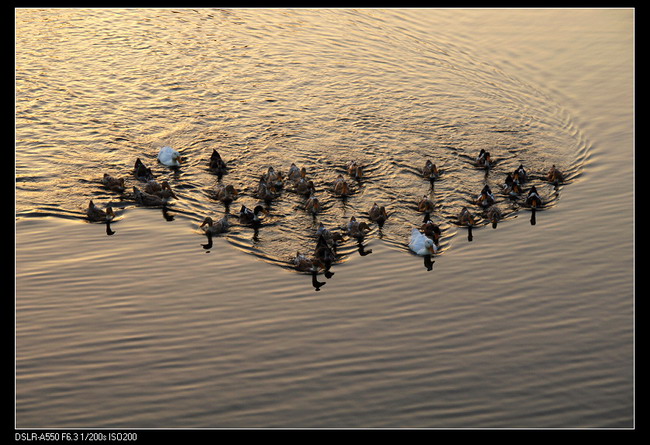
[15,8,634,428]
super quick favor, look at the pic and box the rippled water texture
[15,8,634,428]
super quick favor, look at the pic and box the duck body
[157,146,183,167]
[345,216,371,239]
[333,175,351,196]
[422,160,439,181]
[239,205,266,225]
[214,184,239,204]
[208,149,228,174]
[133,186,168,207]
[316,223,343,244]
[295,178,316,196]
[458,207,476,226]
[101,174,125,193]
[418,195,435,213]
[420,220,441,242]
[134,158,155,182]
[287,163,305,182]
[513,164,527,184]
[262,166,284,190]
[369,203,388,225]
[476,185,496,208]
[476,149,492,168]
[409,228,437,256]
[547,165,564,185]
[86,200,115,222]
[525,186,542,208]
[200,216,229,235]
[144,180,177,199]
[305,193,321,214]
[486,205,502,228]
[256,178,279,201]
[502,173,522,196]
[347,161,363,180]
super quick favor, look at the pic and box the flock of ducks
[87,144,566,275]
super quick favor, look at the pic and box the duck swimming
[86,200,115,222]
[293,252,321,272]
[305,193,321,214]
[214,184,239,204]
[345,216,371,239]
[347,161,364,180]
[502,173,523,196]
[144,180,177,199]
[513,164,527,184]
[476,149,492,168]
[288,163,307,183]
[409,228,437,256]
[200,216,230,236]
[525,186,542,208]
[486,205,502,229]
[133,186,168,207]
[458,207,476,226]
[420,219,441,243]
[134,158,155,182]
[476,184,496,208]
[333,175,351,196]
[418,195,435,213]
[157,146,183,167]
[101,174,125,193]
[422,160,439,181]
[368,203,388,225]
[256,178,279,201]
[547,165,564,186]
[208,149,228,175]
[239,204,267,225]
[295,178,316,196]
[262,166,284,190]
[316,222,344,244]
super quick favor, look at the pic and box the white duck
[409,228,437,256]
[157,146,183,167]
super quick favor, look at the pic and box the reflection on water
[16,7,586,277]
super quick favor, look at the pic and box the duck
[134,158,155,182]
[547,165,564,186]
[293,252,321,272]
[420,219,441,243]
[525,186,543,208]
[287,163,306,182]
[133,186,168,207]
[101,173,125,193]
[262,166,284,189]
[256,178,279,201]
[86,200,115,222]
[214,184,239,204]
[144,180,177,199]
[347,161,364,180]
[476,149,492,168]
[333,175,351,196]
[208,149,228,174]
[476,184,496,208]
[305,193,321,214]
[157,146,183,167]
[458,207,476,226]
[368,203,388,225]
[295,178,316,196]
[502,173,523,196]
[239,204,267,225]
[409,228,437,256]
[486,205,502,229]
[316,222,344,244]
[418,195,435,213]
[513,164,527,184]
[200,216,230,236]
[345,216,371,239]
[314,234,337,268]
[422,160,440,181]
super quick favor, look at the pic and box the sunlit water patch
[16,8,588,274]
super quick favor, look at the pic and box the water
[15,8,634,428]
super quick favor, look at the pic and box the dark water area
[15,8,634,428]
